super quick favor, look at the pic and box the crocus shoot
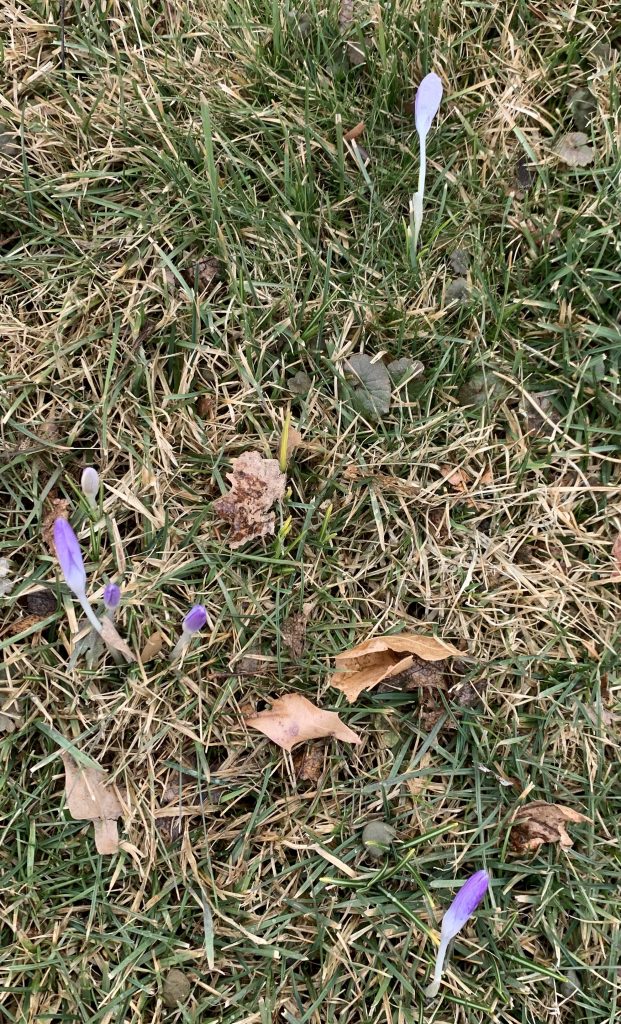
[425,869,489,998]
[410,71,443,267]
[170,604,208,662]
[81,467,100,511]
[53,518,102,635]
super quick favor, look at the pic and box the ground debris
[511,801,589,853]
[214,452,286,549]
[246,693,361,751]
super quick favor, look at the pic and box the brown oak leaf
[331,633,461,703]
[511,801,589,853]
[62,752,126,854]
[246,694,361,751]
[214,452,286,549]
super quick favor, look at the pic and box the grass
[1,1,621,1021]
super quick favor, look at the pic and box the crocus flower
[81,467,100,511]
[53,518,102,634]
[170,604,208,662]
[425,869,489,998]
[103,583,121,612]
[410,71,443,265]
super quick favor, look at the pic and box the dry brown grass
[1,2,620,1022]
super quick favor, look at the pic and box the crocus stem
[410,136,426,265]
[425,934,450,999]
[170,631,190,663]
[77,593,103,635]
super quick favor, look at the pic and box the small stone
[0,557,10,577]
[449,249,470,276]
[0,578,14,597]
[362,820,395,859]
[162,968,191,1008]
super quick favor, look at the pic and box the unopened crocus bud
[53,518,102,634]
[183,604,207,634]
[103,583,121,611]
[425,869,489,998]
[170,603,207,661]
[81,467,100,510]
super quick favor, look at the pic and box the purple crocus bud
[414,71,443,140]
[170,603,208,661]
[81,467,100,510]
[425,870,489,998]
[53,518,87,598]
[183,604,207,634]
[103,583,121,611]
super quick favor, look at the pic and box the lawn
[1,2,620,1022]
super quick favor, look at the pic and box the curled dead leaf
[140,631,164,663]
[62,752,126,855]
[246,693,361,751]
[99,617,136,663]
[331,633,461,703]
[511,801,589,853]
[344,121,365,142]
[214,452,286,549]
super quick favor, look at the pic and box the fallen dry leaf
[612,533,621,579]
[99,617,136,663]
[6,614,46,637]
[344,121,365,142]
[62,752,125,854]
[140,631,164,663]
[554,132,594,167]
[440,465,471,492]
[281,611,307,659]
[246,694,361,751]
[214,452,286,549]
[331,633,461,703]
[0,697,22,734]
[292,742,325,782]
[284,425,303,461]
[42,497,70,554]
[511,801,589,853]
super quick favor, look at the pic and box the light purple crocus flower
[170,603,208,661]
[425,869,489,998]
[410,71,443,265]
[53,518,102,634]
[103,583,121,611]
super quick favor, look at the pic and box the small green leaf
[344,354,391,419]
